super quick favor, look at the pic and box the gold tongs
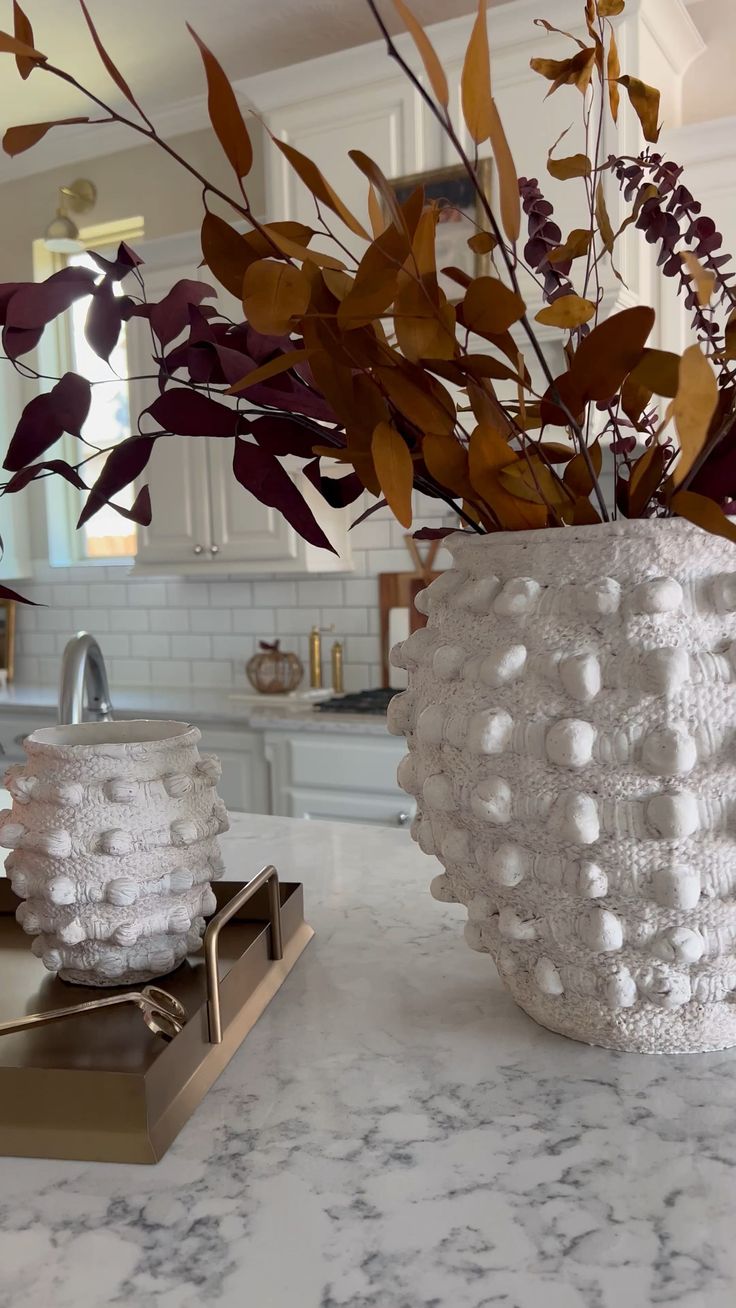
[0,984,187,1042]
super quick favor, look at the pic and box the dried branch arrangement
[0,0,735,605]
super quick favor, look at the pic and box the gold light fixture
[44,178,97,254]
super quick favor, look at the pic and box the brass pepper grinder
[309,625,334,689]
[331,640,344,694]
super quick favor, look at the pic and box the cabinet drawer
[287,787,415,828]
[287,734,405,794]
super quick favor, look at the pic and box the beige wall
[0,124,267,281]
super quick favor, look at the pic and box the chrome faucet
[58,633,114,725]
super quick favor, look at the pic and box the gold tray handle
[205,865,284,1044]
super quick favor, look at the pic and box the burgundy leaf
[4,373,91,470]
[4,458,87,494]
[5,266,97,331]
[0,581,37,605]
[0,283,22,323]
[85,282,124,362]
[232,439,336,553]
[303,457,363,508]
[145,388,243,438]
[149,279,217,347]
[413,526,456,540]
[78,435,157,527]
[252,416,321,459]
[88,240,144,282]
[2,323,43,360]
[351,497,388,528]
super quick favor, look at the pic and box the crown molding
[0,93,209,187]
[0,0,706,185]
[237,0,703,115]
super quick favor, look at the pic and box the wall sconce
[44,178,97,254]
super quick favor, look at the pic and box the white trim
[663,114,736,167]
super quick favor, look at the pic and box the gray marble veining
[0,813,734,1307]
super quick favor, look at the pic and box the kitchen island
[0,813,733,1308]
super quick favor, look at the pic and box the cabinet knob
[396,811,409,827]
[210,544,220,556]
[193,544,204,556]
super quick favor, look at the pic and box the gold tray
[0,869,313,1164]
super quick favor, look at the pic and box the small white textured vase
[389,518,736,1054]
[1,719,229,986]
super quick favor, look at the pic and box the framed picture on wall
[0,600,16,686]
[385,159,493,300]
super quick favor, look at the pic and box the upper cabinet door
[206,439,298,565]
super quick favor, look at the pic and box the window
[67,251,136,558]
[33,217,144,565]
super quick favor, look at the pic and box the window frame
[32,216,144,568]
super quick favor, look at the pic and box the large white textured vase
[1,719,229,986]
[389,519,736,1054]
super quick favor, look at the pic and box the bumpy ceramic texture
[389,519,736,1053]
[0,722,229,986]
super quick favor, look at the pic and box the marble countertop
[0,685,392,736]
[1,812,735,1307]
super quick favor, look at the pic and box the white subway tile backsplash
[150,660,191,687]
[191,608,232,633]
[296,579,344,606]
[88,583,128,607]
[110,609,149,633]
[275,608,319,636]
[15,497,456,694]
[72,609,112,633]
[53,584,88,607]
[166,581,210,607]
[149,609,192,633]
[345,635,381,663]
[232,609,277,636]
[320,607,369,635]
[126,582,168,608]
[192,660,233,687]
[109,658,151,684]
[252,580,297,606]
[170,633,212,660]
[131,633,170,659]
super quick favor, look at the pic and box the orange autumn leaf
[535,295,596,328]
[228,348,313,394]
[570,305,655,402]
[392,0,449,108]
[372,422,414,527]
[461,0,493,144]
[530,48,596,97]
[3,117,91,156]
[12,2,35,79]
[274,138,369,240]
[188,25,253,180]
[680,251,715,308]
[488,96,521,242]
[617,75,660,143]
[670,490,736,544]
[672,344,719,487]
[607,23,621,122]
[463,277,526,335]
[242,260,311,335]
[548,228,592,264]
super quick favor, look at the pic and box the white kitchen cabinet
[264,729,415,828]
[126,251,352,577]
[197,724,270,815]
